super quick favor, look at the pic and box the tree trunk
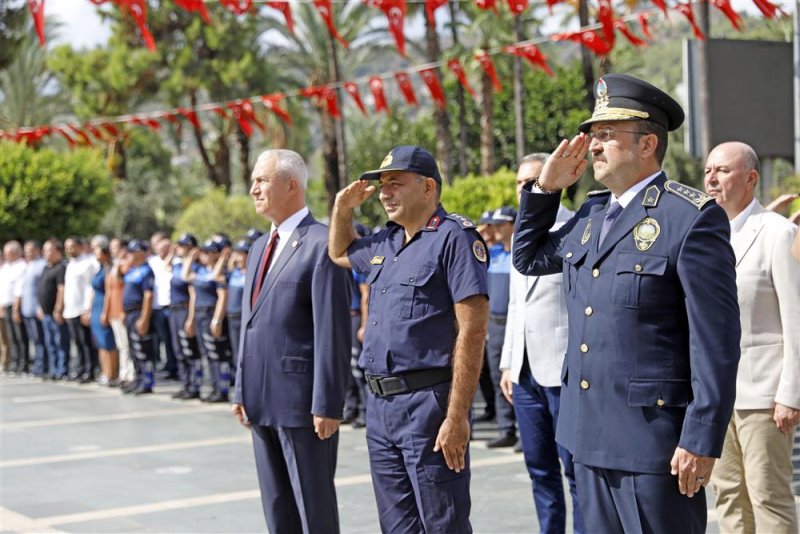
[480,69,495,175]
[321,111,340,214]
[448,0,468,177]
[513,15,525,163]
[327,33,348,196]
[189,90,222,187]
[110,138,127,180]
[213,133,232,193]
[578,0,595,111]
[424,16,454,184]
[236,125,251,190]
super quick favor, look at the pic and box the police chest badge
[370,256,385,265]
[472,240,487,263]
[581,219,592,245]
[633,218,660,251]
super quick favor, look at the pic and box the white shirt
[267,206,310,274]
[148,255,172,308]
[729,197,759,236]
[0,259,26,307]
[63,254,98,319]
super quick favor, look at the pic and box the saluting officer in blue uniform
[183,240,232,403]
[225,240,250,369]
[121,239,158,395]
[513,74,741,533]
[329,146,489,533]
[168,233,202,400]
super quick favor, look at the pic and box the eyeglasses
[587,129,648,143]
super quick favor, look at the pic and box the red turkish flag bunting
[313,0,348,47]
[393,72,417,106]
[260,94,292,124]
[67,124,93,145]
[475,51,502,92]
[751,0,785,19]
[676,4,706,40]
[652,0,670,18]
[419,68,446,110]
[131,116,162,131]
[300,86,341,118]
[28,0,46,47]
[212,107,230,120]
[710,0,743,30]
[552,29,613,56]
[504,43,554,76]
[425,0,447,25]
[178,108,202,130]
[101,123,121,137]
[506,0,528,15]
[54,127,77,147]
[638,13,653,39]
[219,0,253,15]
[614,20,647,47]
[597,0,615,46]
[446,59,476,98]
[367,0,406,56]
[545,0,563,13]
[83,123,106,141]
[227,103,253,137]
[266,2,295,33]
[172,0,211,23]
[369,77,391,113]
[475,0,498,13]
[344,83,368,116]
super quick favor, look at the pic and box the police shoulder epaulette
[446,213,477,229]
[587,189,611,197]
[664,180,713,209]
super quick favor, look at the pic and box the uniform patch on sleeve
[472,240,487,262]
[664,180,713,209]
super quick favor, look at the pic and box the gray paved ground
[1,374,795,533]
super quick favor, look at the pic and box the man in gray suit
[231,149,352,534]
[704,142,799,534]
[499,153,583,534]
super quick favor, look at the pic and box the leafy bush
[172,188,265,242]
[440,168,518,222]
[0,142,113,241]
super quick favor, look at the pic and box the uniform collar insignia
[641,185,661,208]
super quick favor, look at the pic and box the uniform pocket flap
[560,244,588,266]
[628,379,690,408]
[399,266,436,287]
[282,356,311,374]
[616,253,668,276]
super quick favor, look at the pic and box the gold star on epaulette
[664,180,713,209]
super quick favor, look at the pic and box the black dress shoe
[121,382,137,394]
[514,442,524,453]
[203,391,229,403]
[67,374,80,382]
[473,410,496,423]
[487,434,518,448]
[352,419,366,429]
[79,375,94,384]
[182,390,200,400]
[171,389,189,399]
[133,387,153,396]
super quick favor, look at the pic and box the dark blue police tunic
[226,267,245,368]
[347,204,489,533]
[169,260,201,394]
[123,262,157,391]
[192,264,232,396]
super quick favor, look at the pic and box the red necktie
[251,231,280,307]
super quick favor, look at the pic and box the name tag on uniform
[371,256,385,265]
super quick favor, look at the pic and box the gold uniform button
[580,343,589,353]
[585,306,593,316]
[634,264,643,272]
[592,268,600,278]
[566,252,574,259]
[656,399,665,407]
[580,380,590,390]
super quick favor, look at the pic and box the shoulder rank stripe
[664,180,713,209]
[446,213,476,228]
[641,184,661,207]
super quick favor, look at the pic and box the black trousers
[66,316,97,378]
[2,305,28,372]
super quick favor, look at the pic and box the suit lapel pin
[291,240,300,248]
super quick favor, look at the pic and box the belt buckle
[367,376,385,396]
[378,376,407,396]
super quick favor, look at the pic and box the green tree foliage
[0,142,113,241]
[172,189,264,242]
[440,168,518,221]
[0,1,27,72]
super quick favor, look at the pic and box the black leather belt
[489,314,507,325]
[123,306,141,313]
[366,367,452,397]
[169,302,188,310]
[227,312,242,320]
[195,306,215,312]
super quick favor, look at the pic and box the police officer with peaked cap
[329,145,489,532]
[512,73,741,532]
[168,233,202,400]
[121,239,158,394]
[225,239,250,370]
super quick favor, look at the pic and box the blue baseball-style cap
[128,239,149,253]
[213,234,232,249]
[233,240,252,253]
[200,239,223,253]
[245,228,263,242]
[176,233,197,247]
[479,210,493,225]
[360,145,442,184]
[488,206,517,224]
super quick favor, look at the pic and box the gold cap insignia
[594,78,609,111]
[633,217,661,251]
[581,219,592,245]
[380,154,393,169]
[472,241,487,263]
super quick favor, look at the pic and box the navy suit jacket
[232,213,352,428]
[513,173,741,474]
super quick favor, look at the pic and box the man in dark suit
[512,74,741,533]
[231,149,352,534]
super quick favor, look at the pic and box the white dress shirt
[148,255,172,309]
[63,254,98,319]
[267,206,310,274]
[0,259,26,308]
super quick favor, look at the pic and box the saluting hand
[537,133,591,192]
[313,415,340,440]
[335,180,377,210]
[434,415,470,473]
[670,446,715,498]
